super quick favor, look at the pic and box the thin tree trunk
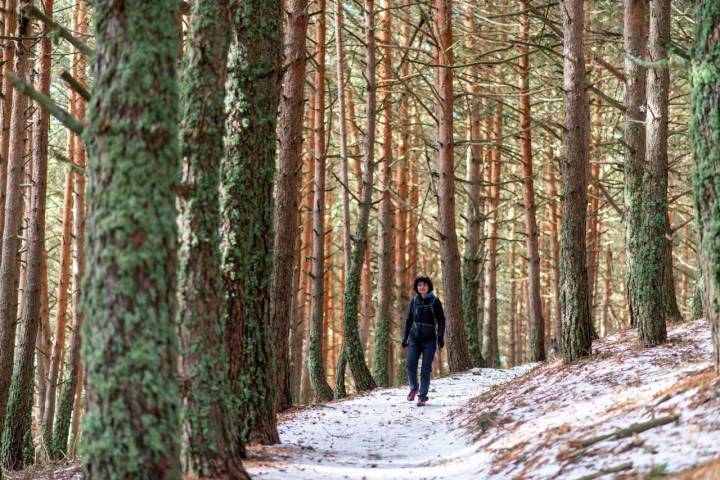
[461,5,485,369]
[0,0,18,247]
[560,0,593,362]
[338,0,378,394]
[308,0,335,402]
[483,105,502,368]
[632,0,671,345]
[271,0,310,413]
[434,0,470,372]
[372,0,394,387]
[51,4,88,459]
[0,0,32,439]
[0,0,50,466]
[42,168,73,446]
[519,1,545,362]
[81,0,182,476]
[332,0,350,398]
[547,147,561,341]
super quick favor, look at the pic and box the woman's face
[417,282,429,296]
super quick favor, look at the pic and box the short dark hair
[413,275,433,293]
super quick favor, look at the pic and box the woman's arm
[402,298,414,344]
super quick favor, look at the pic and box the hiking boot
[416,398,427,407]
[406,390,417,401]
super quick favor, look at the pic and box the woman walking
[401,276,445,406]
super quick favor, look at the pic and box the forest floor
[245,319,720,479]
[6,320,720,479]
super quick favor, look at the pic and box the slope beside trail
[246,320,720,479]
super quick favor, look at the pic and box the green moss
[690,1,720,367]
[80,1,182,478]
[221,0,282,444]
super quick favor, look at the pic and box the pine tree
[0,0,33,439]
[223,0,282,443]
[177,0,248,476]
[434,0,470,373]
[0,0,47,464]
[690,0,720,371]
[559,0,593,362]
[271,0,310,412]
[80,1,182,476]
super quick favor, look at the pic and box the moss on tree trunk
[690,0,720,371]
[80,1,182,477]
[177,0,248,476]
[223,0,282,445]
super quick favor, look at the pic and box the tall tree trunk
[0,0,49,467]
[547,147,561,341]
[560,0,593,362]
[52,4,88,460]
[629,0,672,346]
[394,1,411,384]
[271,0,310,414]
[518,1,545,362]
[461,5,485,369]
[81,0,182,476]
[223,0,282,444]
[42,169,73,447]
[0,0,18,247]
[372,0,394,387]
[332,0,350,398]
[176,0,248,475]
[0,0,32,438]
[691,0,720,372]
[338,0,378,393]
[308,0,335,402]
[483,105,502,368]
[433,0,470,372]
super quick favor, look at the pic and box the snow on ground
[247,320,720,479]
[455,319,720,479]
[245,365,535,479]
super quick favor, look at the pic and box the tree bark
[338,0,378,393]
[690,0,720,371]
[519,1,545,362]
[176,0,248,475]
[483,105,502,368]
[461,5,485,369]
[223,0,282,444]
[547,147,561,341]
[371,0,394,387]
[0,0,49,467]
[433,0,470,372]
[629,0,671,346]
[42,168,73,447]
[0,0,18,248]
[0,0,32,439]
[559,0,593,362]
[271,0,310,414]
[307,0,335,402]
[81,0,182,476]
[52,4,88,460]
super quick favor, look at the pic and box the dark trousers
[406,338,437,400]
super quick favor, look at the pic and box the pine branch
[23,4,93,57]
[60,70,90,101]
[6,71,85,135]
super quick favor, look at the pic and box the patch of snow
[247,321,720,479]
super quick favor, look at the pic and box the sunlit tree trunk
[434,0,470,372]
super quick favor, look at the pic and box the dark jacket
[402,291,446,345]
